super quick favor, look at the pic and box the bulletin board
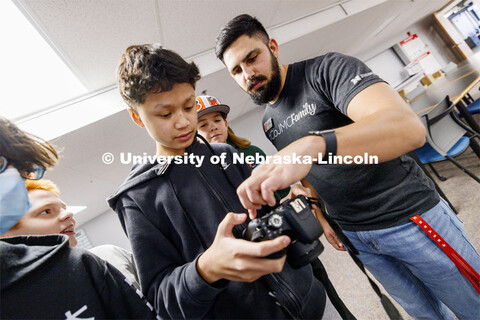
[395,33,442,75]
[399,34,428,60]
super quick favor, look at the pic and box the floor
[319,114,480,319]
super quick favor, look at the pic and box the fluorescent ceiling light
[17,85,123,141]
[0,0,87,121]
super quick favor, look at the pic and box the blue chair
[414,96,480,183]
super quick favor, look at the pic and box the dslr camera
[243,195,324,269]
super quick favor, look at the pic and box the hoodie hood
[0,234,69,290]
[107,138,203,209]
[107,160,164,208]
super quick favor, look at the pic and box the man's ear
[224,119,228,127]
[268,38,279,59]
[128,108,145,128]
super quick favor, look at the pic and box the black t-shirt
[262,52,439,231]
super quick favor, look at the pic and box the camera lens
[287,239,324,269]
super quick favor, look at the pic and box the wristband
[308,129,337,161]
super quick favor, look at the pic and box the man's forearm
[336,109,425,162]
[299,109,425,163]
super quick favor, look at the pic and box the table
[407,54,480,133]
[411,75,480,133]
[406,54,480,164]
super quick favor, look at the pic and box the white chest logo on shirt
[267,103,316,141]
[350,72,374,85]
[65,305,94,320]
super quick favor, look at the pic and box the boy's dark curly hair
[117,44,201,108]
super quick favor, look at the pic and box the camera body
[243,195,324,269]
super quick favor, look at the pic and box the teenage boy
[2,178,141,290]
[109,44,329,319]
[3,179,78,246]
[215,14,480,320]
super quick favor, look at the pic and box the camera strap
[310,259,357,319]
[195,134,249,238]
[410,215,480,294]
[309,199,403,320]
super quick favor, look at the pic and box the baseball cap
[196,95,230,118]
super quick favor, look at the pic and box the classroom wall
[364,48,407,88]
[360,15,458,83]
[81,209,131,250]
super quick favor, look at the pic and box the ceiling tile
[271,0,344,26]
[157,0,281,58]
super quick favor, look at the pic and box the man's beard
[247,52,281,105]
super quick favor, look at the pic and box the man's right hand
[197,212,290,284]
[236,136,321,216]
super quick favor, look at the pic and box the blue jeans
[342,199,480,320]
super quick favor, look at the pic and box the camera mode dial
[268,214,283,228]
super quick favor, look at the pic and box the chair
[414,96,480,183]
[458,98,480,118]
[453,78,480,134]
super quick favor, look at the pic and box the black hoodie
[0,234,159,319]
[107,139,326,319]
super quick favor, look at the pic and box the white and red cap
[196,95,230,118]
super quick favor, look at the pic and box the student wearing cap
[196,94,267,169]
[196,94,291,198]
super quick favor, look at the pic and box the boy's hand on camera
[197,212,290,284]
